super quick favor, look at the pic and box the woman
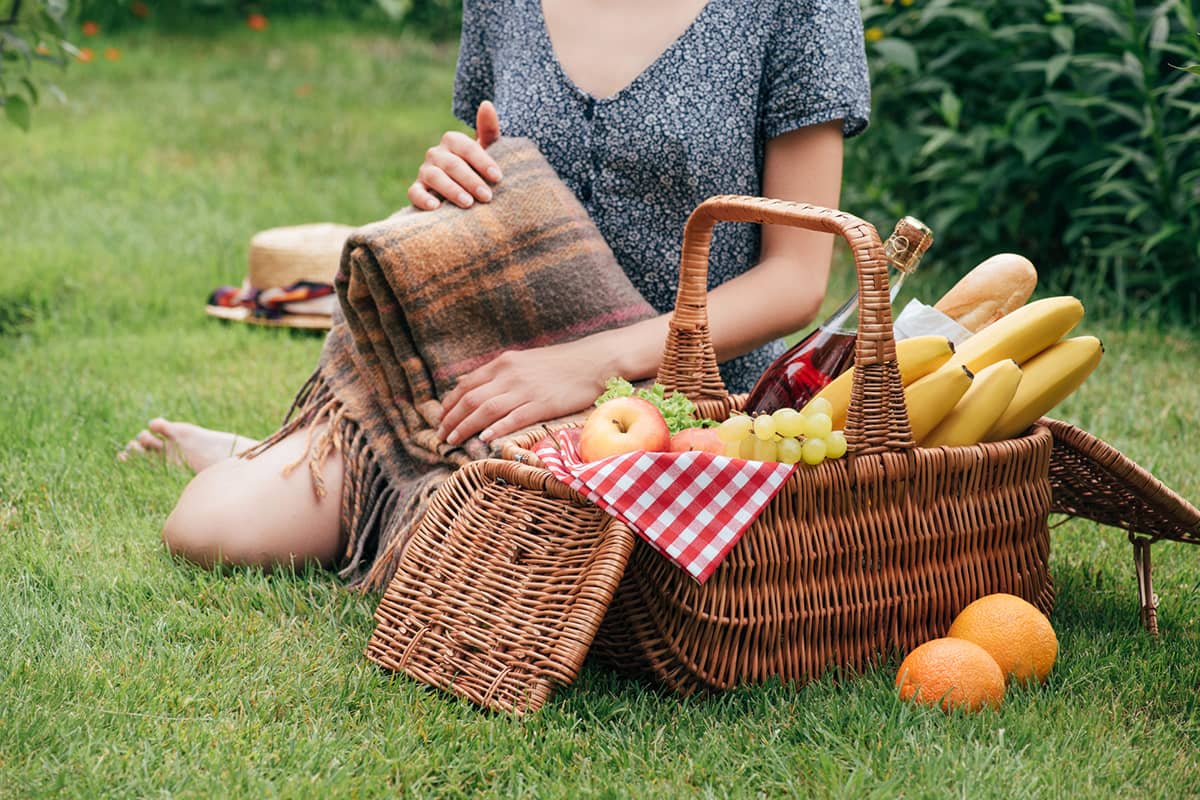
[128,0,871,576]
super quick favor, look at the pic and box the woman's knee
[161,459,257,567]
[160,444,344,570]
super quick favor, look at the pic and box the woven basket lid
[246,223,354,290]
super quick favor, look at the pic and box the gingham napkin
[535,430,796,583]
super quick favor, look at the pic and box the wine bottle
[743,217,934,415]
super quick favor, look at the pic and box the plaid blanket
[250,138,657,592]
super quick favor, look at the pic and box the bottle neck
[822,270,908,334]
[818,214,929,334]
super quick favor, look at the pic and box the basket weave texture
[585,431,1054,694]
[1042,415,1200,635]
[518,196,1055,696]
[366,459,635,715]
[369,196,1058,710]
[1044,417,1200,545]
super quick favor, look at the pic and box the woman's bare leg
[161,425,343,571]
[119,418,260,473]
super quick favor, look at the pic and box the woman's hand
[435,121,848,449]
[436,340,615,446]
[407,100,503,211]
[437,315,671,445]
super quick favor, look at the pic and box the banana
[921,359,1023,447]
[984,336,1103,441]
[947,296,1084,373]
[803,335,955,430]
[904,363,975,443]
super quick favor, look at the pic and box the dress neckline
[534,0,717,104]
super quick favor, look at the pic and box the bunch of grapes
[715,398,848,466]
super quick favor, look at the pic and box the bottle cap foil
[884,217,934,274]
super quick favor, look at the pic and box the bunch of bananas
[803,297,1101,448]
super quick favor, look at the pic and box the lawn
[2,18,1199,800]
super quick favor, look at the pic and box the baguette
[934,253,1038,332]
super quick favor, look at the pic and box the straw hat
[205,222,353,330]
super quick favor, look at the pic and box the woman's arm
[602,119,846,379]
[436,119,846,445]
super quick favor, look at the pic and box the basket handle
[656,194,914,455]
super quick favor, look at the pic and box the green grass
[3,19,1200,800]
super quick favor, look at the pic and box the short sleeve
[761,0,871,139]
[451,0,494,127]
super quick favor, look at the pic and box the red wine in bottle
[743,217,934,415]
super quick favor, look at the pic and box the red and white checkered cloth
[535,430,796,583]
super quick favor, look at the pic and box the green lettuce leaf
[594,377,716,434]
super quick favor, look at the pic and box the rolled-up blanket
[247,137,657,592]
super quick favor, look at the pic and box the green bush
[845,0,1200,321]
[0,0,73,130]
[13,0,1198,322]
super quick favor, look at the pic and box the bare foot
[118,418,261,473]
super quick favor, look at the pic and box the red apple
[578,397,671,461]
[669,427,724,454]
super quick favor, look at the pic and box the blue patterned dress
[453,0,871,392]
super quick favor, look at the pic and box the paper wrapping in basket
[536,430,795,582]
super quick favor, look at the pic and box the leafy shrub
[393,0,460,40]
[845,0,1200,321]
[0,0,74,130]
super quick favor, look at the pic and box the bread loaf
[934,253,1038,333]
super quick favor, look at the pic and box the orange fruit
[947,593,1057,686]
[895,637,1005,712]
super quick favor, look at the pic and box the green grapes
[753,414,777,441]
[807,397,834,418]
[717,414,754,443]
[777,437,803,465]
[752,437,779,462]
[801,437,827,465]
[714,407,849,467]
[773,408,806,438]
[739,436,757,459]
[805,412,833,440]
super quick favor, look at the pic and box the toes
[136,430,164,451]
[118,440,146,462]
[148,417,173,437]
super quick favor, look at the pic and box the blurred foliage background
[850,0,1200,323]
[72,0,462,38]
[4,0,1198,322]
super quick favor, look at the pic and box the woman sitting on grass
[122,0,871,585]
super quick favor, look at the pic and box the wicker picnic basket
[366,458,636,715]
[508,196,1057,695]
[367,195,1058,710]
[1042,416,1200,635]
